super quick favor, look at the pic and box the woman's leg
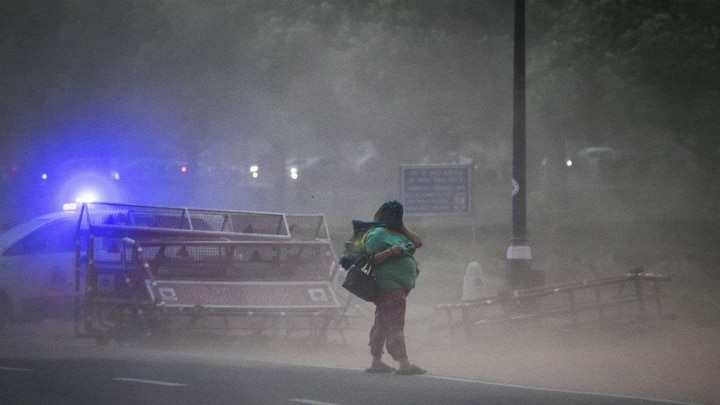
[368,291,395,370]
[369,289,408,362]
[382,289,408,363]
[368,289,425,374]
[369,294,391,360]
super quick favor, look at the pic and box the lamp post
[507,0,544,290]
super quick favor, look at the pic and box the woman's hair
[373,200,403,229]
[342,200,405,261]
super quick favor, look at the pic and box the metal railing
[73,204,346,345]
[434,269,671,337]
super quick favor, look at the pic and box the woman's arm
[370,225,422,266]
[398,225,422,249]
[370,244,403,265]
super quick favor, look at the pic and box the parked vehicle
[0,210,80,328]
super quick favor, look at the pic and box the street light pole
[507,0,544,290]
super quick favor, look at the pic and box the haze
[1,1,719,403]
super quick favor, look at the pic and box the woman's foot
[365,362,396,373]
[394,364,427,375]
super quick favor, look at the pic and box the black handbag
[342,260,379,302]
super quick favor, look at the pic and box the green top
[365,227,418,291]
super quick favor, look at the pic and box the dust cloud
[1,2,719,403]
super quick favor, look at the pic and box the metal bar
[475,296,658,326]
[436,271,671,330]
[461,306,473,338]
[73,226,82,337]
[182,208,191,230]
[633,276,647,322]
[137,240,330,247]
[568,289,577,324]
[654,280,663,314]
[594,286,606,321]
[85,234,96,334]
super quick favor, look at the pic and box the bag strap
[347,255,376,276]
[364,255,376,277]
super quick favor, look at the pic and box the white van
[0,211,80,329]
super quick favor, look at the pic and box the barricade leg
[633,277,647,322]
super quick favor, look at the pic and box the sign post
[508,0,544,290]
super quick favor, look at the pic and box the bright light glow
[180,166,188,173]
[75,190,100,203]
[290,167,298,180]
[112,171,120,180]
[62,202,78,211]
[250,165,259,173]
[57,171,121,208]
[566,159,573,167]
[252,172,259,178]
[41,173,48,180]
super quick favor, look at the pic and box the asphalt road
[0,316,709,405]
[0,355,695,405]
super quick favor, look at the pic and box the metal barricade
[434,270,671,338]
[73,203,344,345]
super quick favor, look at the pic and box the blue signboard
[401,164,472,215]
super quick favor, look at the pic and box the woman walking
[359,200,426,375]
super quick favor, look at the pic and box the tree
[529,0,720,190]
[0,1,549,216]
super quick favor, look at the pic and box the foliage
[529,0,720,175]
[1,0,719,211]
[1,0,515,166]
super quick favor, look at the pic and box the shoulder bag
[342,258,379,302]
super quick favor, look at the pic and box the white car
[0,210,80,329]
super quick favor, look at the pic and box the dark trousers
[369,289,408,362]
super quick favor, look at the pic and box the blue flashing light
[56,171,121,208]
[75,190,100,203]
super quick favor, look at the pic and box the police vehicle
[0,208,80,328]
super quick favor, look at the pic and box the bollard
[462,261,487,301]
